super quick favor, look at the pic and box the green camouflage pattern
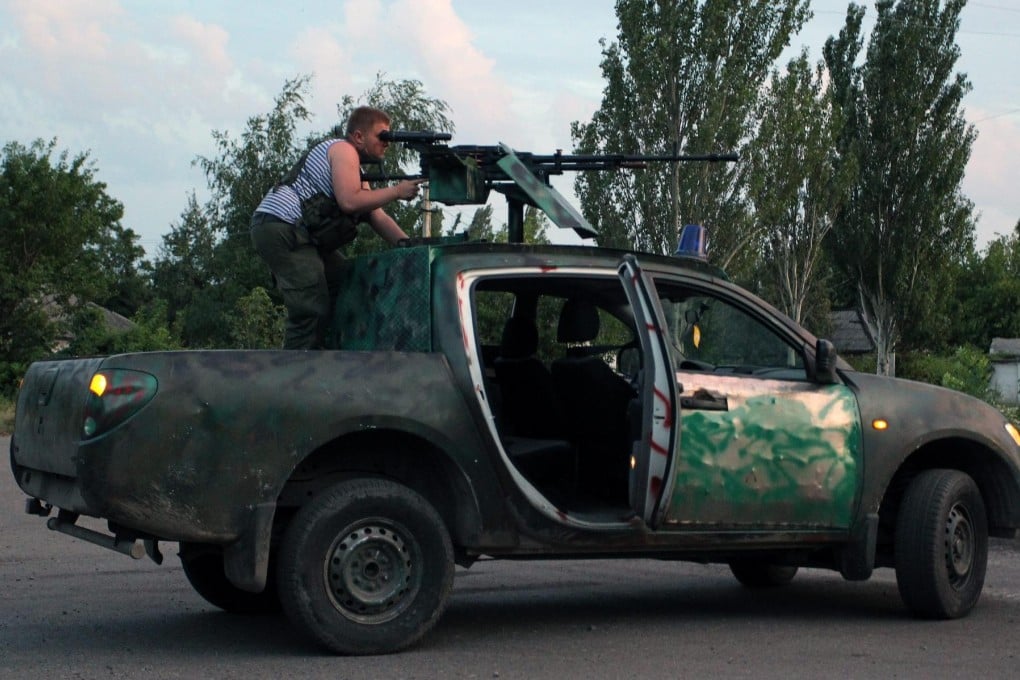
[327,246,435,351]
[665,373,862,528]
[429,153,490,205]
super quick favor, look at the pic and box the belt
[250,211,292,228]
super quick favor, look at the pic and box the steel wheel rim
[944,502,974,589]
[324,519,422,624]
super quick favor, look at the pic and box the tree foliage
[746,50,853,329]
[161,76,317,347]
[0,138,136,395]
[227,286,285,349]
[63,301,181,357]
[823,0,975,374]
[946,223,1020,351]
[150,193,220,343]
[572,0,810,277]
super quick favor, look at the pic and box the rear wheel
[894,469,988,619]
[277,478,454,655]
[728,560,798,588]
[179,543,281,615]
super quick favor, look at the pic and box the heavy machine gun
[370,130,738,243]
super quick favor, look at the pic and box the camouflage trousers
[250,212,345,350]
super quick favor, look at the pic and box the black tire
[277,478,454,655]
[894,469,988,619]
[179,544,281,615]
[728,560,798,588]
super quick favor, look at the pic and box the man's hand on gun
[395,178,426,201]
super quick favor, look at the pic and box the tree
[0,138,134,395]
[571,0,810,277]
[95,223,152,319]
[64,301,181,357]
[946,223,1020,351]
[823,0,975,375]
[461,205,496,242]
[228,287,285,349]
[197,75,317,293]
[149,192,221,345]
[165,76,318,347]
[745,50,853,329]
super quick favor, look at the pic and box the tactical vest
[277,143,367,252]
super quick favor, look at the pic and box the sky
[1,0,1018,257]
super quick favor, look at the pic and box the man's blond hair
[345,106,391,137]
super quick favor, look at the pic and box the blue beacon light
[675,224,707,259]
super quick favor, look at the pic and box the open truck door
[618,255,681,528]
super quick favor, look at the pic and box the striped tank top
[255,138,342,224]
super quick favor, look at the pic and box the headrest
[557,298,599,344]
[500,316,538,359]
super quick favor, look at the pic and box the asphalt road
[3,434,1020,679]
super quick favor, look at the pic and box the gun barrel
[360,172,426,182]
[531,152,739,165]
[379,130,452,144]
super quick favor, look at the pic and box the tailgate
[12,357,104,477]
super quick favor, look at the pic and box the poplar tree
[823,0,975,375]
[571,0,810,276]
[746,50,853,329]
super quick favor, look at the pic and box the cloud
[965,111,1020,244]
[12,0,121,62]
[278,0,521,143]
[387,0,516,136]
[4,0,126,106]
[1,0,264,133]
[289,26,357,125]
[171,15,233,82]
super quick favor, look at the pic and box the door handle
[680,388,728,411]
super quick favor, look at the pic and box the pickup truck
[11,238,1020,655]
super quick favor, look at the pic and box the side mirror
[812,339,839,384]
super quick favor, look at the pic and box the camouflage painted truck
[10,144,1020,655]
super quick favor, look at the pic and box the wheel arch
[877,436,1020,552]
[275,425,484,557]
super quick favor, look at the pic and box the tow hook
[25,498,51,516]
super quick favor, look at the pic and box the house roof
[990,337,1020,360]
[89,302,134,333]
[829,309,875,354]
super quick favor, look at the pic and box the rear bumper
[11,441,92,515]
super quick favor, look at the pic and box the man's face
[357,121,391,162]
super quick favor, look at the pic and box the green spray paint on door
[663,373,861,528]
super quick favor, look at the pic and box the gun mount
[371,130,738,243]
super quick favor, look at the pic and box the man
[251,106,424,349]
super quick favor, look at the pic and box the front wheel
[894,469,988,619]
[277,478,454,655]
